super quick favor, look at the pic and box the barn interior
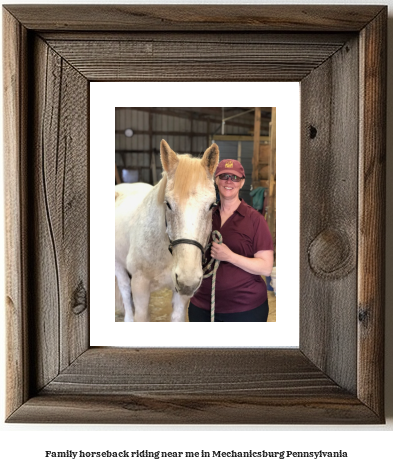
[115,107,276,322]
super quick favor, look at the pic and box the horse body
[115,140,219,322]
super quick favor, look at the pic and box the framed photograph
[3,5,386,424]
[91,85,300,347]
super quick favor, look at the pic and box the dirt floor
[115,288,276,322]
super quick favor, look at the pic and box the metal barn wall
[115,108,252,184]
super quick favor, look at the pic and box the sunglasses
[218,173,243,182]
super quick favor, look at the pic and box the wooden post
[267,107,276,248]
[270,107,276,180]
[252,107,261,188]
[115,163,121,184]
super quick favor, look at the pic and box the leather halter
[164,205,205,256]
[168,238,205,255]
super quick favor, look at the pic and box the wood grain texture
[45,38,348,81]
[9,392,379,425]
[23,36,89,392]
[3,9,30,418]
[300,36,359,393]
[40,32,354,44]
[357,9,386,416]
[3,5,384,31]
[3,5,386,424]
[7,348,379,424]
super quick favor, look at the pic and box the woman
[189,159,274,322]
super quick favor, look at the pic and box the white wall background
[1,0,392,471]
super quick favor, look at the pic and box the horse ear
[160,139,179,175]
[201,143,219,177]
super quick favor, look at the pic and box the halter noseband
[168,238,205,255]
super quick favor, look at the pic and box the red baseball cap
[215,159,245,178]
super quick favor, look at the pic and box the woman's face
[215,174,245,200]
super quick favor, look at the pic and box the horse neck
[140,179,166,242]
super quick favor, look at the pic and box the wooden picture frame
[3,5,386,424]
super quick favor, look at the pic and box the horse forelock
[170,155,213,203]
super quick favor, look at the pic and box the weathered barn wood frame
[3,5,386,424]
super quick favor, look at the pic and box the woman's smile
[218,179,241,196]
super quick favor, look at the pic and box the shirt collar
[236,199,247,217]
[213,199,247,217]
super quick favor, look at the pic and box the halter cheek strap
[165,211,205,256]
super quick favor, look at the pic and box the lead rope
[202,230,223,322]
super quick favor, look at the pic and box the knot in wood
[308,228,355,279]
[72,281,87,315]
[358,306,371,327]
[309,125,317,139]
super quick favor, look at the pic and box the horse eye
[164,200,172,210]
[209,202,217,210]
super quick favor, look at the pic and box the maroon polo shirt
[191,199,274,313]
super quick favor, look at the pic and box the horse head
[160,139,219,296]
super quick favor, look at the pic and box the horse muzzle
[175,273,203,296]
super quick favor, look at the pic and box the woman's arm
[211,242,274,276]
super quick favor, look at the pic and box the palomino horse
[115,139,219,322]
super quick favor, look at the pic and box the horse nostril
[175,273,179,284]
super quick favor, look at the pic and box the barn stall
[115,107,276,322]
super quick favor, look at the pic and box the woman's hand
[211,242,234,262]
[211,242,274,276]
